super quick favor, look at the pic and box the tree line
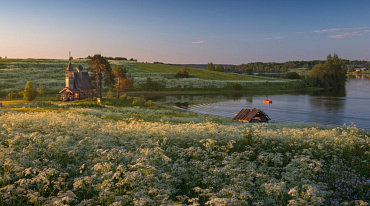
[86,55,137,62]
[227,60,370,74]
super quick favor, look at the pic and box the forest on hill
[226,60,370,73]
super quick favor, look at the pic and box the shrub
[119,94,127,100]
[106,90,114,98]
[140,77,165,91]
[6,92,21,99]
[146,100,153,107]
[286,72,300,79]
[175,67,189,78]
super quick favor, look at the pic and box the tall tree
[207,62,215,71]
[112,65,133,98]
[88,54,115,99]
[309,53,346,89]
[23,81,37,101]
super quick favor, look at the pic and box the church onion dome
[66,60,74,72]
[76,65,83,72]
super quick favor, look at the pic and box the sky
[1,0,370,64]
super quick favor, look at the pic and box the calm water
[159,76,370,130]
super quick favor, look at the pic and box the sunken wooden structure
[59,60,94,101]
[233,108,271,123]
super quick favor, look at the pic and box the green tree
[309,53,346,89]
[246,68,253,75]
[88,54,115,99]
[113,65,133,98]
[215,65,225,72]
[23,81,37,101]
[207,62,215,71]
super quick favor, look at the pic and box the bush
[286,72,300,79]
[146,100,153,107]
[175,67,189,78]
[119,94,127,100]
[139,77,165,91]
[106,90,114,98]
[6,92,22,99]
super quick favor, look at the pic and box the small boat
[263,99,272,104]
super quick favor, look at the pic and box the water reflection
[308,86,346,97]
[156,77,369,130]
[245,96,253,103]
[349,74,370,80]
[232,93,243,101]
[308,97,345,126]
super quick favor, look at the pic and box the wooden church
[59,60,94,101]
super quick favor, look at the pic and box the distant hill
[228,60,370,74]
[176,64,234,69]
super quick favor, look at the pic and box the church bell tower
[65,58,75,89]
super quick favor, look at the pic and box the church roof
[74,72,94,90]
[76,65,83,72]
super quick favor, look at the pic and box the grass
[0,100,25,106]
[133,62,278,81]
[288,67,311,76]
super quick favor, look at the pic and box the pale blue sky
[1,0,370,64]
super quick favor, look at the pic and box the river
[157,76,370,130]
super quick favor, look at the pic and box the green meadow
[0,58,296,97]
[132,63,271,81]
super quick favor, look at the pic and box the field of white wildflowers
[0,103,369,205]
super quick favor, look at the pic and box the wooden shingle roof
[74,72,94,90]
[233,108,270,123]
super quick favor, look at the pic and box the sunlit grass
[133,62,276,81]
[0,100,25,106]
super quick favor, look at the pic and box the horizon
[1,56,369,66]
[1,0,370,64]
